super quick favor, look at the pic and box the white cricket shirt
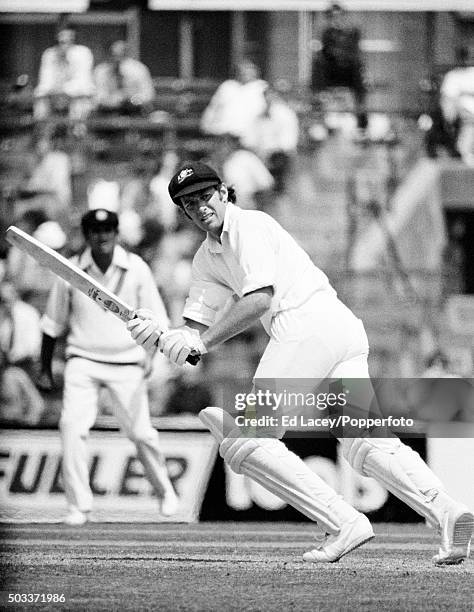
[41,245,169,364]
[183,203,336,333]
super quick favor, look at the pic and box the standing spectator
[38,208,178,525]
[200,59,268,140]
[244,85,299,193]
[311,2,368,130]
[34,25,95,120]
[94,40,155,116]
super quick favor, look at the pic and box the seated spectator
[0,348,44,427]
[94,40,155,116]
[311,2,368,130]
[0,281,41,377]
[200,59,268,140]
[164,361,212,416]
[406,351,474,424]
[214,134,274,210]
[34,25,95,120]
[421,350,458,379]
[148,151,179,232]
[440,46,474,167]
[20,126,72,224]
[243,84,299,193]
[151,228,200,325]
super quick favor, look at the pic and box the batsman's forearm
[40,333,56,372]
[201,288,272,351]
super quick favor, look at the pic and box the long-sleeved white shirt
[41,245,169,364]
[35,44,95,98]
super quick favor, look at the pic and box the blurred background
[0,0,473,522]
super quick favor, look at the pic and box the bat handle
[186,352,201,366]
[152,337,200,366]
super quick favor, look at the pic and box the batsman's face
[181,185,227,239]
[86,226,117,256]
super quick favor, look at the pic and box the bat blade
[6,226,134,322]
[5,226,200,365]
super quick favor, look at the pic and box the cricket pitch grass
[1,522,473,611]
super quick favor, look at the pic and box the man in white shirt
[128,162,473,565]
[200,59,268,141]
[39,208,178,525]
[243,85,299,193]
[94,40,155,116]
[0,281,41,373]
[440,47,474,167]
[215,134,274,210]
[34,26,95,120]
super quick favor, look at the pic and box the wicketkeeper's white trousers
[60,357,172,513]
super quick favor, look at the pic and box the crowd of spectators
[34,25,157,121]
[1,7,473,428]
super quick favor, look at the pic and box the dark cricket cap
[81,208,119,232]
[168,161,221,203]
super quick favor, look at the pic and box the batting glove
[127,309,164,351]
[159,327,207,367]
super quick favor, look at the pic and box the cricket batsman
[39,208,178,524]
[128,161,473,564]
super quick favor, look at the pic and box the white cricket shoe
[303,514,374,563]
[433,505,474,565]
[160,489,179,517]
[63,508,89,526]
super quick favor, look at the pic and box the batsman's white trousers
[238,292,448,527]
[60,357,169,513]
[253,291,374,439]
[255,291,370,380]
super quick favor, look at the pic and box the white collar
[205,203,235,254]
[78,244,129,271]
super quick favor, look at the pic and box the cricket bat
[5,226,200,365]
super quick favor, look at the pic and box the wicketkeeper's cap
[81,208,119,233]
[168,161,221,204]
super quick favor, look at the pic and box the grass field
[1,522,473,611]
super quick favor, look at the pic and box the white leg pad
[200,407,360,534]
[342,437,445,528]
